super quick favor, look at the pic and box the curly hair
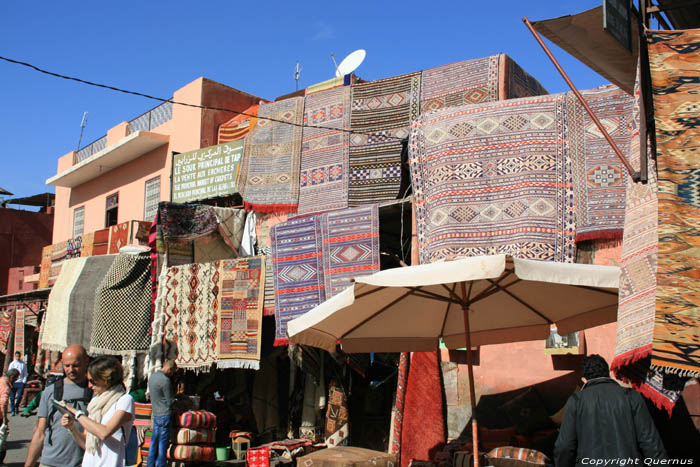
[582,354,609,380]
[88,356,124,388]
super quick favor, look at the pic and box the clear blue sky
[1,0,614,201]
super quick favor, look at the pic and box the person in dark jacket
[554,354,667,467]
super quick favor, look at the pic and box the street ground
[3,412,37,467]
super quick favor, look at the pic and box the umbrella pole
[460,282,479,467]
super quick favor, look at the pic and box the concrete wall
[51,77,265,243]
[7,266,39,295]
[0,208,53,295]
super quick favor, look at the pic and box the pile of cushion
[167,410,217,462]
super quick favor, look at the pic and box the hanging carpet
[348,72,421,206]
[13,309,24,356]
[49,240,68,286]
[81,231,95,257]
[256,213,289,317]
[298,86,351,215]
[325,380,350,447]
[409,93,578,264]
[218,104,260,144]
[92,228,110,255]
[67,236,82,259]
[239,97,305,213]
[38,245,52,289]
[0,309,13,353]
[90,253,152,355]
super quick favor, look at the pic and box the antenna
[294,62,302,91]
[335,49,366,78]
[331,53,339,76]
[76,111,88,151]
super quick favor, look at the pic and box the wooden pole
[460,282,479,467]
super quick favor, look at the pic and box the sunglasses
[87,378,96,385]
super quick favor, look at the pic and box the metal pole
[460,282,479,467]
[522,16,640,181]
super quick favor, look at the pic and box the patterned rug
[38,245,52,289]
[648,29,700,379]
[175,262,220,372]
[93,228,110,255]
[148,265,179,375]
[90,253,152,355]
[271,206,381,344]
[298,86,351,215]
[0,309,13,352]
[81,231,95,257]
[349,72,421,205]
[389,352,409,463]
[271,215,325,345]
[239,97,304,213]
[49,240,68,286]
[409,93,578,263]
[218,104,260,143]
[68,255,118,351]
[574,85,634,241]
[255,213,289,317]
[217,257,265,369]
[42,258,87,351]
[320,205,380,297]
[420,55,548,114]
[67,236,82,259]
[325,380,349,447]
[13,309,24,356]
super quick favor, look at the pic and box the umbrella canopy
[287,254,619,353]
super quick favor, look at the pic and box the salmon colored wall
[200,78,262,149]
[52,152,75,243]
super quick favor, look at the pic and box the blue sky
[1,0,615,201]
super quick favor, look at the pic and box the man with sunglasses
[25,345,91,467]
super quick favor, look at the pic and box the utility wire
[0,55,405,142]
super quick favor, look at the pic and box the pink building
[47,78,263,243]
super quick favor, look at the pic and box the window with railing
[73,206,85,238]
[144,176,161,223]
[105,193,119,227]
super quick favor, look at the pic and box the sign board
[171,141,243,203]
[603,0,632,52]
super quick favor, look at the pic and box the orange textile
[218,105,260,143]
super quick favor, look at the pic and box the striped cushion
[178,410,216,428]
[486,446,549,467]
[134,402,152,425]
[168,444,216,461]
[176,427,217,445]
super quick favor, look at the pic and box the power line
[0,55,404,142]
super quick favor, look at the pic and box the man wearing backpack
[24,345,91,467]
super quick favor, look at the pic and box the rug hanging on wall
[13,309,24,356]
[38,245,52,289]
[92,228,110,256]
[49,240,68,286]
[298,86,351,215]
[409,93,578,264]
[217,256,265,370]
[81,231,95,257]
[0,310,14,353]
[348,72,421,206]
[218,104,260,144]
[239,97,305,213]
[573,85,633,242]
[90,253,152,355]
[42,257,87,351]
[325,380,350,447]
[647,29,700,379]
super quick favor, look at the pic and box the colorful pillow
[168,444,216,462]
[247,446,271,467]
[499,388,555,435]
[486,446,549,467]
[176,427,217,445]
[178,410,216,428]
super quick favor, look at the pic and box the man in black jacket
[554,354,667,466]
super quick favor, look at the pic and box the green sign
[171,141,243,203]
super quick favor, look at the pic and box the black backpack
[47,377,93,445]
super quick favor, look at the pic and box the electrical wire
[0,55,405,142]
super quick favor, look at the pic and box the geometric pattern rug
[648,29,700,379]
[409,92,578,264]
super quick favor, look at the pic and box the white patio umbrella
[287,254,620,467]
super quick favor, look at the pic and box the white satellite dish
[335,49,366,78]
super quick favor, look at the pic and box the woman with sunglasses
[60,356,135,467]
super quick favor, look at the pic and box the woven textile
[93,228,110,255]
[648,30,700,378]
[90,254,152,355]
[271,215,325,345]
[503,55,549,100]
[573,85,633,241]
[168,445,216,462]
[409,93,578,264]
[486,446,549,466]
[108,221,130,253]
[49,240,68,286]
[178,410,217,428]
[148,266,178,374]
[298,86,351,215]
[38,245,52,289]
[0,310,13,352]
[256,213,289,317]
[239,97,305,213]
[325,380,349,447]
[320,205,380,297]
[176,427,216,445]
[218,104,260,143]
[42,258,87,351]
[67,236,82,259]
[349,72,421,205]
[217,257,265,369]
[81,231,95,257]
[175,262,220,371]
[13,309,24,355]
[248,446,271,467]
[389,352,409,461]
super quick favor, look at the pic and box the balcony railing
[73,101,173,165]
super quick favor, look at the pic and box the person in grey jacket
[554,355,667,467]
[147,360,176,467]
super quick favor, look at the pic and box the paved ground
[3,412,38,467]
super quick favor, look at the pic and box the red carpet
[400,350,445,467]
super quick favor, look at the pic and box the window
[144,176,161,222]
[105,193,119,227]
[73,206,85,238]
